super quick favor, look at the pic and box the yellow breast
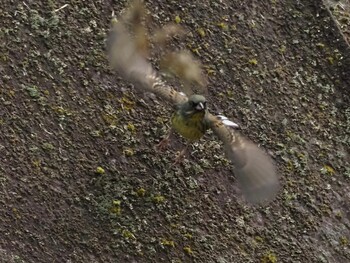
[171,111,207,141]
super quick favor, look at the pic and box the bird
[106,5,279,204]
[171,94,209,141]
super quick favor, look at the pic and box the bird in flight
[107,1,279,204]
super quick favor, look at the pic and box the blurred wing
[107,19,188,106]
[205,113,279,204]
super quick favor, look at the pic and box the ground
[0,0,349,262]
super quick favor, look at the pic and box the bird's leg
[156,128,173,151]
[172,143,190,165]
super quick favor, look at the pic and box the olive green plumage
[171,95,208,141]
[107,13,280,204]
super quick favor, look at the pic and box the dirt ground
[325,0,350,44]
[1,0,349,262]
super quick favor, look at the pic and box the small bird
[172,94,209,141]
[167,94,238,157]
[107,6,279,204]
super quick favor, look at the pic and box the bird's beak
[196,102,205,111]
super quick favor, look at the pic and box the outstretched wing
[107,19,188,106]
[205,113,279,204]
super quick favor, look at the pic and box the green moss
[120,96,135,111]
[52,106,72,116]
[12,207,21,219]
[42,142,55,151]
[90,130,102,137]
[175,15,181,24]
[183,233,193,239]
[249,58,258,65]
[339,236,348,246]
[217,22,228,30]
[320,165,335,175]
[110,200,121,215]
[96,166,105,174]
[261,251,277,263]
[136,187,146,197]
[316,42,325,48]
[197,28,206,37]
[32,159,41,168]
[122,229,136,239]
[334,211,342,219]
[26,85,40,98]
[327,56,334,64]
[161,239,175,247]
[102,113,118,126]
[152,194,165,203]
[255,236,264,243]
[123,147,134,156]
[183,246,193,255]
[126,122,136,133]
[279,45,287,53]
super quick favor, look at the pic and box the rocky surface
[1,0,349,262]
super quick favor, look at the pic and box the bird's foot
[156,137,169,151]
[156,129,173,151]
[172,148,187,165]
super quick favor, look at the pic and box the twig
[53,4,69,13]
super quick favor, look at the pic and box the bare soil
[1,0,349,262]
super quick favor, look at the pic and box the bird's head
[182,94,207,115]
